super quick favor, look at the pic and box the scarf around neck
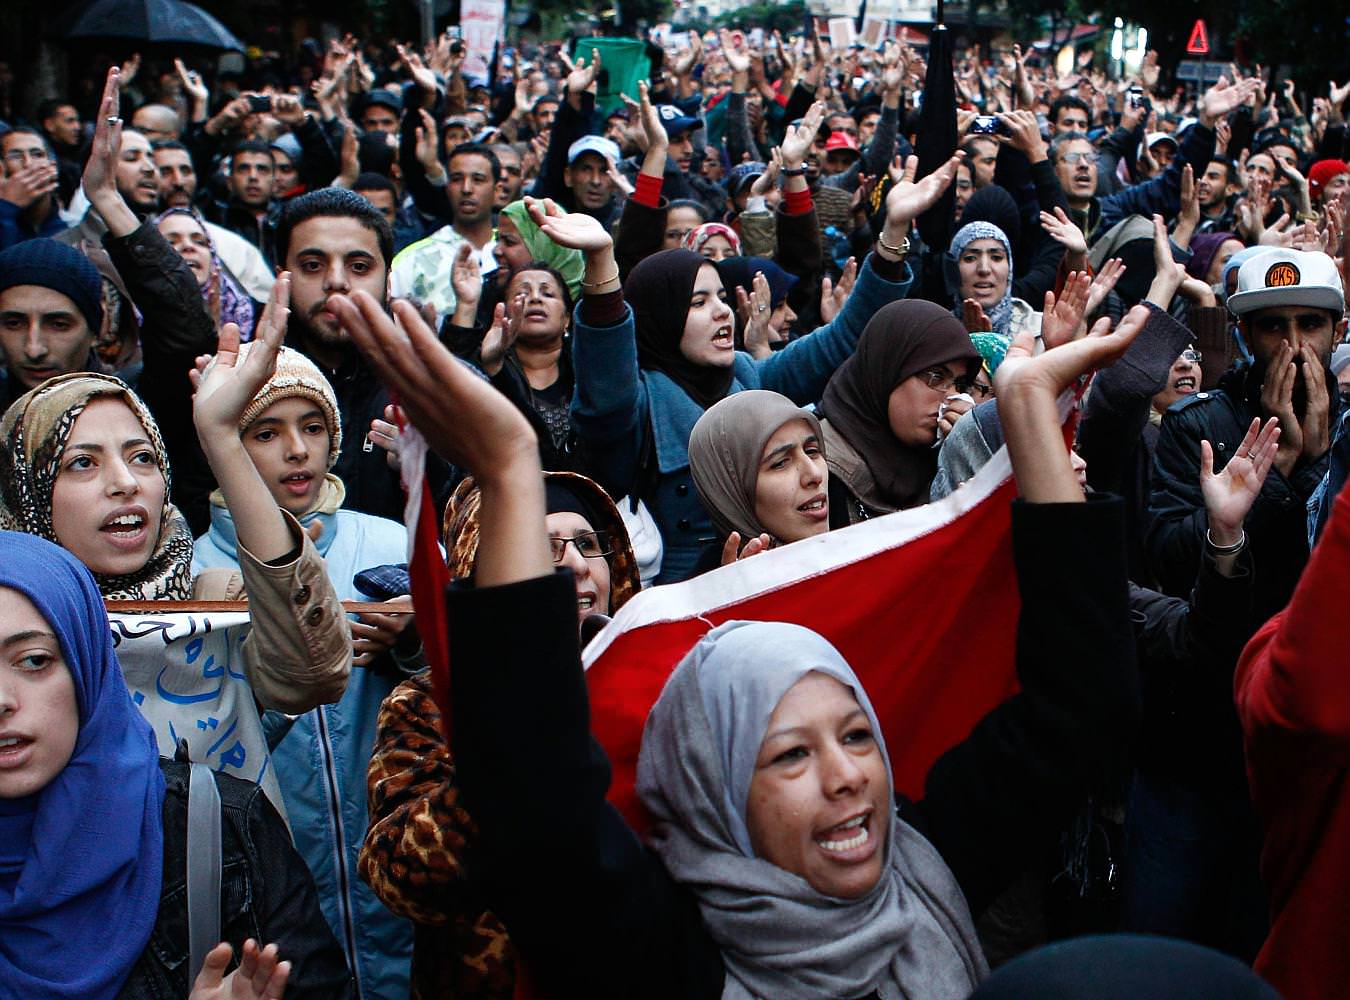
[154,207,256,339]
[627,248,734,411]
[0,531,165,998]
[817,301,980,511]
[0,373,194,599]
[636,621,987,1000]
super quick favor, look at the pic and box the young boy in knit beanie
[191,343,418,995]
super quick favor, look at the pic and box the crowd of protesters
[0,16,1348,1000]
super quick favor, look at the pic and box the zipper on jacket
[315,706,363,999]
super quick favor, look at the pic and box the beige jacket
[193,509,351,714]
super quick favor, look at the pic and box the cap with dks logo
[1227,249,1345,317]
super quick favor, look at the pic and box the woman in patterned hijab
[0,373,193,600]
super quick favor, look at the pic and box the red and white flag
[583,446,1023,832]
[399,421,454,729]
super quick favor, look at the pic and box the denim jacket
[117,759,354,1000]
[571,253,914,582]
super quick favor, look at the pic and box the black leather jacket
[1146,365,1338,622]
[116,760,353,999]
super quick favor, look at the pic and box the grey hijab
[688,390,822,544]
[636,621,988,1000]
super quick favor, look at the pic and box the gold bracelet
[877,233,910,257]
[581,271,621,289]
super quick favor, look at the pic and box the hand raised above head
[329,292,538,483]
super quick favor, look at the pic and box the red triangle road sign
[1186,19,1210,55]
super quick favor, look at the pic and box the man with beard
[276,187,447,521]
[1148,248,1345,620]
[1196,158,1240,234]
[58,127,160,247]
[389,142,499,326]
[150,140,275,300]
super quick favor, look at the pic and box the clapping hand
[1200,417,1280,546]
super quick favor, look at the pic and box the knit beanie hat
[0,238,104,334]
[1309,159,1349,202]
[237,345,342,468]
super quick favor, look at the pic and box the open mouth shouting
[797,493,828,522]
[99,505,150,550]
[711,323,734,350]
[1173,375,1196,393]
[815,810,875,858]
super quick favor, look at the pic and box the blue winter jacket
[193,501,414,1000]
[571,253,914,582]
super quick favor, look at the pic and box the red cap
[824,131,861,155]
[1309,159,1349,201]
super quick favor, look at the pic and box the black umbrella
[65,0,245,52]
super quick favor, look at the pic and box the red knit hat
[1309,159,1349,201]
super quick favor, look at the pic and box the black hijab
[627,249,734,410]
[818,300,980,509]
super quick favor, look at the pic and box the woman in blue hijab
[0,532,352,999]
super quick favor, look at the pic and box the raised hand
[999,304,1148,401]
[413,108,442,175]
[525,196,614,254]
[1039,206,1088,256]
[737,271,775,360]
[449,241,482,311]
[819,256,857,324]
[780,101,825,169]
[719,29,750,76]
[175,58,209,106]
[1039,270,1093,349]
[1085,257,1126,316]
[118,52,141,89]
[997,109,1048,162]
[621,79,667,155]
[750,147,783,198]
[396,43,439,94]
[192,276,291,435]
[560,48,602,96]
[1201,417,1280,545]
[329,292,540,489]
[1200,77,1261,126]
[1144,213,1186,308]
[481,298,522,375]
[884,151,965,228]
[1174,164,1200,247]
[189,939,289,1000]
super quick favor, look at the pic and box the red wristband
[784,187,813,216]
[633,173,663,209]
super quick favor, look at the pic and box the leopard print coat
[359,470,641,998]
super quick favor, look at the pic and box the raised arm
[915,309,1145,915]
[331,289,723,995]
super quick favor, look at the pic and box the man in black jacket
[1147,248,1346,620]
[275,188,449,523]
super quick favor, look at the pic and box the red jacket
[1235,479,1350,1000]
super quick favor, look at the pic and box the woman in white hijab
[329,287,1145,997]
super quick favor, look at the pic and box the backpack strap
[187,761,223,986]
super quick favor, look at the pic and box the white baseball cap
[566,135,621,166]
[1226,248,1346,317]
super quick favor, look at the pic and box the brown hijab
[817,300,980,511]
[626,249,734,410]
[688,390,822,543]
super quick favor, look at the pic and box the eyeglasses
[1058,151,1093,165]
[549,530,613,564]
[1180,349,1203,364]
[916,368,974,394]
